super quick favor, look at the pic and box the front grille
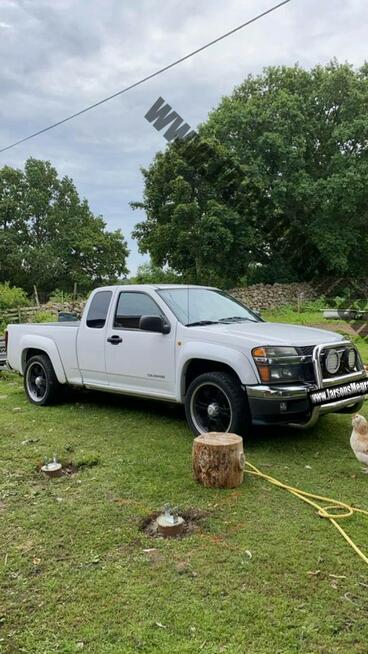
[297,345,315,357]
[296,346,316,383]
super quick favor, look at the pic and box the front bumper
[247,381,367,429]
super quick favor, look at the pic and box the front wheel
[185,371,249,437]
[24,354,62,406]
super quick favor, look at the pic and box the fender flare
[177,343,258,401]
[20,335,67,384]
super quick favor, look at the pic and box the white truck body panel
[5,284,367,430]
[7,323,81,385]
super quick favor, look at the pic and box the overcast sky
[0,0,367,273]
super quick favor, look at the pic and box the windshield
[157,288,261,326]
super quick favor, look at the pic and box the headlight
[345,347,357,372]
[252,346,303,384]
[325,349,341,375]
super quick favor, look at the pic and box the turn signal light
[258,365,271,383]
[252,347,267,359]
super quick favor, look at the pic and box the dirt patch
[37,454,100,477]
[139,508,209,539]
[37,462,79,477]
[61,463,79,476]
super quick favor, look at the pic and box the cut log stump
[192,432,245,489]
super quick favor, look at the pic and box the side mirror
[139,315,171,334]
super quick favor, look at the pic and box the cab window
[114,292,163,329]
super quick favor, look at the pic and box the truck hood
[190,321,346,347]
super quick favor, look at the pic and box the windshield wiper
[186,320,220,327]
[218,316,252,323]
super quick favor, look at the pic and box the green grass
[1,369,368,654]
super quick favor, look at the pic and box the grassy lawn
[1,310,368,653]
[1,363,368,654]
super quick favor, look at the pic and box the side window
[86,291,112,329]
[114,292,163,329]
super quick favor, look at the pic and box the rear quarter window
[86,291,112,328]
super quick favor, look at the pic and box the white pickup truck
[6,285,368,435]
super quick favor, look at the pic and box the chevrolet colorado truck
[5,285,368,435]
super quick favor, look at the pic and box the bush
[129,261,183,285]
[301,297,326,312]
[331,296,368,311]
[33,311,56,323]
[49,289,74,303]
[0,282,28,311]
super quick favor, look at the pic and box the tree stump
[192,432,245,488]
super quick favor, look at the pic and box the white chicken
[351,415,368,473]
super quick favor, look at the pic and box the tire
[185,371,249,437]
[24,354,62,406]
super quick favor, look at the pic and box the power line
[0,0,291,154]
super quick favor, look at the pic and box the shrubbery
[49,289,76,304]
[0,282,28,311]
[128,261,183,285]
[33,311,56,323]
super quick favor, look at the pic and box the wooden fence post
[33,285,40,308]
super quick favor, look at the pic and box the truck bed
[6,322,82,385]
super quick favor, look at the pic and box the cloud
[0,0,367,273]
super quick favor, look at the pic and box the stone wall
[230,282,318,312]
[230,278,368,312]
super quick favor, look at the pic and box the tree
[130,260,183,284]
[132,61,368,285]
[0,158,129,293]
[132,137,260,286]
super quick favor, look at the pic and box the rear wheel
[24,354,62,406]
[185,371,249,437]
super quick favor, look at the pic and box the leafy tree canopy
[129,260,183,285]
[0,158,129,293]
[132,61,368,285]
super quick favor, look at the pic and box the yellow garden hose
[245,461,368,565]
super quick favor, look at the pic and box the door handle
[107,335,123,344]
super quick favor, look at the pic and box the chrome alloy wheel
[26,361,48,402]
[190,382,233,433]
